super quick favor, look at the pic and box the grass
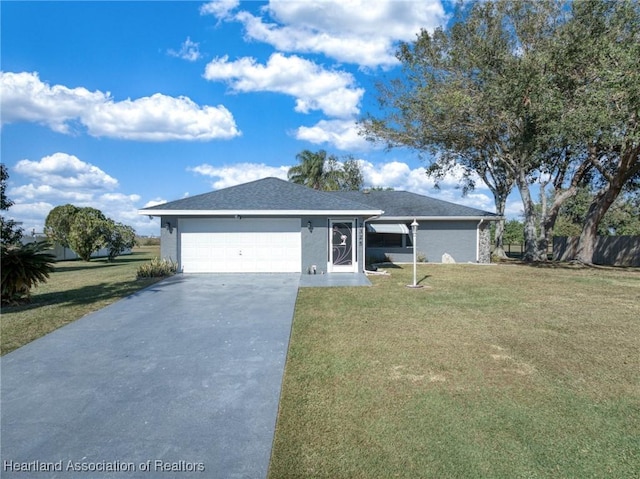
[1,245,162,355]
[269,263,640,479]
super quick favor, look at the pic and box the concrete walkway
[299,272,371,288]
[1,274,300,479]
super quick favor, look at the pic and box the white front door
[329,220,357,272]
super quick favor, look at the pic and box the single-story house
[139,177,498,274]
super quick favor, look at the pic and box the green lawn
[1,245,162,355]
[269,263,640,479]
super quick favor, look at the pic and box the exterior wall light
[307,221,313,232]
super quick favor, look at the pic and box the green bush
[1,241,56,305]
[136,257,178,279]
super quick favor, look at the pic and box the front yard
[1,245,161,355]
[2,252,638,477]
[269,263,640,478]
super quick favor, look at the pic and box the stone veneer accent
[479,221,492,263]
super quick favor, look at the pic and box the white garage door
[179,218,301,273]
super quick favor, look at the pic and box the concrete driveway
[1,274,300,479]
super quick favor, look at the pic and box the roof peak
[141,176,382,213]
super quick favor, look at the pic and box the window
[366,231,412,248]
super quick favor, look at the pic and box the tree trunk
[575,187,617,264]
[540,184,584,262]
[575,145,640,264]
[492,194,508,258]
[515,172,545,262]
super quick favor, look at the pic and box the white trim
[140,209,383,217]
[328,219,358,273]
[362,214,382,272]
[366,223,410,234]
[380,215,501,221]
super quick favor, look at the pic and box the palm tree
[1,241,56,305]
[288,149,365,191]
[287,149,327,190]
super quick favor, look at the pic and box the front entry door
[329,220,357,272]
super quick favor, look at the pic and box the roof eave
[139,209,384,217]
[378,215,502,221]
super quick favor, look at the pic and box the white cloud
[359,159,495,212]
[0,71,240,141]
[1,71,106,134]
[143,198,168,208]
[8,153,159,236]
[100,193,142,204]
[217,0,446,69]
[6,201,54,224]
[14,153,119,191]
[84,93,239,141]
[167,37,202,62]
[295,119,370,151]
[504,199,524,219]
[188,162,290,189]
[203,53,363,118]
[200,0,240,20]
[10,184,94,203]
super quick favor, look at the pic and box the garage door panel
[179,218,301,273]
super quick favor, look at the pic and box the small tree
[340,156,365,191]
[44,204,80,248]
[46,204,137,261]
[104,221,136,262]
[67,208,108,261]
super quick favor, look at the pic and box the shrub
[417,252,428,263]
[1,241,56,305]
[136,257,178,279]
[105,222,136,262]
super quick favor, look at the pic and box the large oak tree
[362,0,639,263]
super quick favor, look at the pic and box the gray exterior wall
[419,220,480,263]
[301,216,328,274]
[160,215,367,273]
[367,220,484,264]
[160,216,179,263]
[300,216,368,274]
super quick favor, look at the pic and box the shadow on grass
[53,254,153,273]
[1,277,171,315]
[417,274,431,285]
[509,260,640,272]
[370,262,403,269]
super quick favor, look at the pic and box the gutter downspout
[363,214,383,273]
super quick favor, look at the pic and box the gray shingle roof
[330,190,497,218]
[142,177,380,212]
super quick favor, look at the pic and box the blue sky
[1,0,522,236]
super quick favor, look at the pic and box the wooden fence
[497,244,553,259]
[553,236,640,266]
